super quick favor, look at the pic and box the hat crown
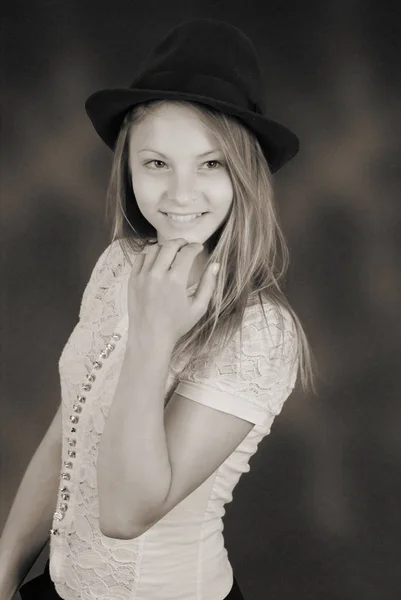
[84,18,300,173]
[132,19,265,110]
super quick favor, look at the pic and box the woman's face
[128,103,234,249]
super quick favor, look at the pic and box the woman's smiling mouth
[160,211,208,224]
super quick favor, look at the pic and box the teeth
[165,213,203,222]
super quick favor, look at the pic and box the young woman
[16,17,316,600]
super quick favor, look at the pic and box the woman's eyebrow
[138,149,221,158]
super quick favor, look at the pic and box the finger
[150,238,191,274]
[168,242,204,282]
[140,242,162,273]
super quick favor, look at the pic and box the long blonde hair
[105,99,318,396]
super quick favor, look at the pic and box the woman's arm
[0,403,62,599]
[97,334,174,539]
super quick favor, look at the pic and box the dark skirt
[19,559,246,599]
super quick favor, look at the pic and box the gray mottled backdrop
[1,1,400,599]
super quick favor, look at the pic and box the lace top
[49,239,299,600]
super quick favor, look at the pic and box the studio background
[1,1,400,599]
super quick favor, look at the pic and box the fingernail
[212,263,220,275]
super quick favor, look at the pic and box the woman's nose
[167,171,197,203]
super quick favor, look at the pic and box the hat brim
[85,88,299,173]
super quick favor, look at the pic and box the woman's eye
[146,160,166,168]
[204,160,221,169]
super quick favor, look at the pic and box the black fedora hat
[85,18,300,173]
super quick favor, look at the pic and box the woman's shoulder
[243,297,298,354]
[84,239,132,289]
[242,299,299,380]
[100,238,143,268]
[93,238,124,268]
[245,295,295,327]
[110,238,153,260]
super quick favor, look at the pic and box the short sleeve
[78,240,120,321]
[175,303,299,429]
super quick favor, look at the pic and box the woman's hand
[127,238,219,346]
